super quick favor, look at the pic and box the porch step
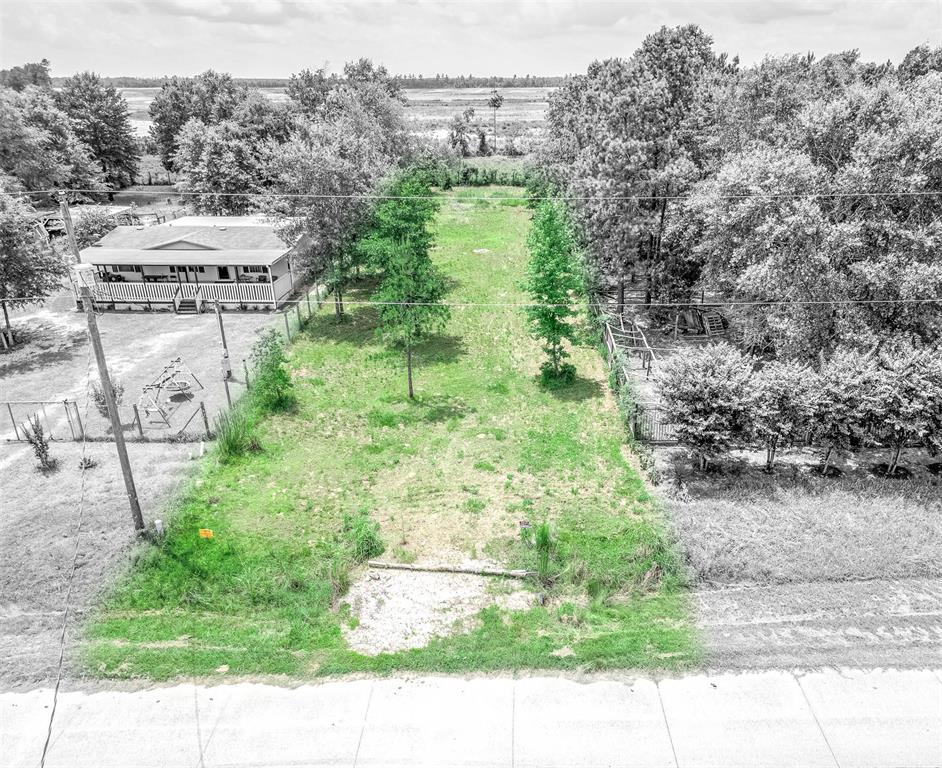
[176,298,198,314]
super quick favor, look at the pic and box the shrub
[659,343,754,470]
[868,346,942,475]
[214,408,259,462]
[521,519,559,586]
[77,455,97,470]
[90,376,125,419]
[533,520,557,585]
[343,511,385,562]
[811,349,877,474]
[250,329,295,412]
[751,359,816,470]
[22,413,57,472]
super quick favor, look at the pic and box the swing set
[137,357,204,426]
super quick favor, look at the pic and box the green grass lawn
[85,187,696,680]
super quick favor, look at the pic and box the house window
[218,266,230,280]
[113,265,142,274]
[187,266,205,273]
[242,265,267,274]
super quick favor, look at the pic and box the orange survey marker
[198,528,214,539]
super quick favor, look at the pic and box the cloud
[711,0,843,25]
[138,0,327,27]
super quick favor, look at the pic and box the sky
[1,0,940,78]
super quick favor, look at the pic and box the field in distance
[119,86,553,139]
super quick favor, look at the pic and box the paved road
[4,669,940,767]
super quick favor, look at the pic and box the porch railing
[93,280,277,306]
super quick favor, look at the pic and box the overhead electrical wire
[10,187,942,202]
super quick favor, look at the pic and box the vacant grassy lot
[85,188,695,680]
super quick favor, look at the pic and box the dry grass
[663,449,942,584]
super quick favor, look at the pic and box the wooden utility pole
[215,301,232,406]
[59,194,81,263]
[80,287,145,533]
[214,300,230,365]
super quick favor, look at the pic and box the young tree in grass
[523,201,580,384]
[0,191,67,346]
[659,342,754,471]
[366,173,448,399]
[751,359,815,471]
[373,241,450,398]
[250,329,295,412]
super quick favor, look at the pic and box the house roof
[82,250,285,267]
[90,224,288,251]
[167,215,276,227]
[80,218,293,266]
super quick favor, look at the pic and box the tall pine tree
[523,201,580,384]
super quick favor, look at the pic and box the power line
[11,187,942,202]
[40,341,94,768]
[5,294,938,308]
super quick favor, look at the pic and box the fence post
[223,377,232,408]
[132,404,144,438]
[71,400,84,441]
[296,302,302,328]
[7,403,21,441]
[306,293,312,318]
[63,400,77,440]
[243,359,251,389]
[200,401,211,439]
[284,312,291,340]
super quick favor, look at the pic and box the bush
[520,519,560,586]
[214,408,259,462]
[249,329,295,413]
[812,349,877,474]
[342,511,385,562]
[751,360,815,470]
[868,346,942,475]
[659,343,754,470]
[90,376,124,419]
[23,413,57,472]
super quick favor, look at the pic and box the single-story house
[73,215,307,311]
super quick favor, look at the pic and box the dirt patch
[341,566,533,654]
[0,438,195,689]
[1,288,278,441]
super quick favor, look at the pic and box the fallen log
[367,561,533,579]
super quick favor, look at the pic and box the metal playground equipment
[137,357,204,427]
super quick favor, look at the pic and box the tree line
[40,73,567,89]
[1,59,139,195]
[540,29,941,361]
[536,26,942,471]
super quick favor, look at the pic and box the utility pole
[214,300,230,366]
[215,300,232,406]
[80,287,145,533]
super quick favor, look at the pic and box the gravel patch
[342,567,534,655]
